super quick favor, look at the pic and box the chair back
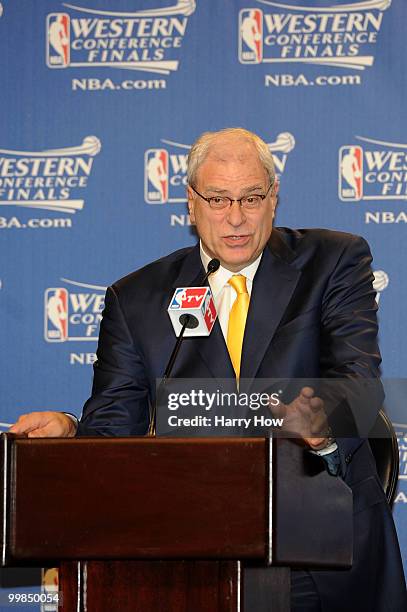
[368,409,400,507]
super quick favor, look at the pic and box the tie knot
[228,275,248,295]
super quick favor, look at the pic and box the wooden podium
[0,435,352,611]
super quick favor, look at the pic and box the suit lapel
[173,244,235,381]
[240,230,302,381]
[172,231,302,383]
[193,322,236,380]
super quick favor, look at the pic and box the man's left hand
[271,386,331,450]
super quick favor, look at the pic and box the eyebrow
[204,184,265,195]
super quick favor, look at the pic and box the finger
[294,387,315,411]
[9,415,26,432]
[297,401,312,416]
[309,396,324,413]
[286,394,309,416]
[9,415,44,434]
[28,414,76,438]
[270,401,287,418]
[310,413,328,436]
[305,437,329,450]
[299,386,314,399]
[27,422,58,438]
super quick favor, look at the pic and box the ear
[271,191,279,221]
[272,179,279,216]
[187,186,196,224]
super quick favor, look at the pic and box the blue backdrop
[0,0,405,603]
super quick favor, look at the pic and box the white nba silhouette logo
[45,288,68,341]
[373,270,389,304]
[171,289,187,308]
[145,149,169,203]
[47,14,70,67]
[339,146,363,201]
[239,9,263,64]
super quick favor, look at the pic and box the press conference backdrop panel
[0,1,406,605]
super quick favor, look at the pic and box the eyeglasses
[190,182,274,211]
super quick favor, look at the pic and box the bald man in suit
[11,128,406,611]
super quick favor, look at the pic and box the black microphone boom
[147,258,220,436]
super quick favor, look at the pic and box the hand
[9,411,77,438]
[271,387,331,450]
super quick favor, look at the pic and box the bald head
[187,128,276,188]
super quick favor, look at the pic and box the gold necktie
[227,275,250,378]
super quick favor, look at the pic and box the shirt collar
[199,241,263,297]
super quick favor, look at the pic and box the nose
[226,200,246,227]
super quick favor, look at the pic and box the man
[11,128,406,611]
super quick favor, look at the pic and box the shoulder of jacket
[109,245,195,296]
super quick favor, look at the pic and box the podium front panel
[4,437,268,563]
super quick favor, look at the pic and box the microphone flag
[168,286,217,337]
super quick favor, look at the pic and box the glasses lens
[208,197,230,209]
[241,195,262,209]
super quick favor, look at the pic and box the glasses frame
[189,182,274,211]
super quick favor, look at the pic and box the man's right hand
[9,411,77,438]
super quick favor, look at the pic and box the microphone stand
[147,259,220,436]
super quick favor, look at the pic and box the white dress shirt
[200,242,262,341]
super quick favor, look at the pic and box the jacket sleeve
[77,285,150,436]
[319,234,383,475]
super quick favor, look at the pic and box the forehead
[196,137,267,186]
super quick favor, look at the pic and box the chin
[222,254,253,271]
[225,248,254,264]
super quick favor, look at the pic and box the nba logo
[44,288,68,342]
[239,9,263,64]
[339,146,363,201]
[169,288,206,309]
[46,13,70,68]
[145,149,169,204]
[170,288,186,309]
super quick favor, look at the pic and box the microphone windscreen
[207,258,220,273]
[179,314,199,329]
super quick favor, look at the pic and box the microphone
[147,258,220,436]
[167,259,219,338]
[205,257,220,277]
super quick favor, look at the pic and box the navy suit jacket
[78,228,406,611]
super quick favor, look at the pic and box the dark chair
[368,409,400,507]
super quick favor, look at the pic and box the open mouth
[223,235,251,244]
